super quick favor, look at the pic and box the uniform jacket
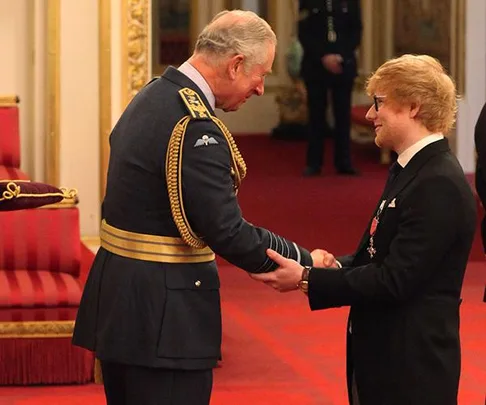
[307,140,476,405]
[474,102,486,252]
[72,67,313,369]
[298,0,362,80]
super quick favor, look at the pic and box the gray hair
[194,10,277,70]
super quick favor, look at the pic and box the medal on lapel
[367,200,385,258]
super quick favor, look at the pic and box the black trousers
[101,361,213,405]
[303,73,355,171]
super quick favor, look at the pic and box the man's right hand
[321,54,343,74]
[311,249,340,268]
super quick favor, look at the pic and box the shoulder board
[179,87,212,120]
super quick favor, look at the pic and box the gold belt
[100,220,215,263]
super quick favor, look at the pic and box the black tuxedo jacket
[72,68,312,369]
[308,139,476,405]
[474,102,486,252]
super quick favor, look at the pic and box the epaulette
[178,88,212,120]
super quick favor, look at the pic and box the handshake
[250,248,340,293]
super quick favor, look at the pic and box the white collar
[178,62,215,111]
[397,133,444,168]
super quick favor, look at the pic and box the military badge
[194,135,219,147]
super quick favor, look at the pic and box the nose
[365,105,376,121]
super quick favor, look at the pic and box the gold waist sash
[100,220,215,263]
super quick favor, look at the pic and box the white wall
[0,0,34,176]
[59,0,100,235]
[456,0,486,173]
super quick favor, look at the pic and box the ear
[227,54,245,80]
[409,102,420,118]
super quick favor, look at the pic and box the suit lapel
[161,66,216,116]
[353,139,451,258]
[386,139,451,201]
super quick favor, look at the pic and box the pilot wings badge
[194,134,219,147]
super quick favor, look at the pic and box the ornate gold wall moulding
[46,0,61,186]
[0,321,74,339]
[99,0,112,202]
[123,0,150,107]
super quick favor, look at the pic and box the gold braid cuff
[166,89,247,249]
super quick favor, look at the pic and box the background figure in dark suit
[473,102,486,307]
[298,0,362,176]
[252,54,477,405]
[474,102,486,253]
[72,10,327,405]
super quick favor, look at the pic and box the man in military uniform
[299,0,362,176]
[73,10,325,405]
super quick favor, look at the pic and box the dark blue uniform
[72,67,313,404]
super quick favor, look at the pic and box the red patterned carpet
[0,137,484,404]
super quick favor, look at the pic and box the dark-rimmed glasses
[373,95,386,111]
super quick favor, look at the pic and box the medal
[367,237,376,258]
[370,217,378,235]
[368,201,386,258]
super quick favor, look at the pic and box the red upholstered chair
[351,104,391,164]
[0,96,28,180]
[0,204,95,384]
[0,95,95,384]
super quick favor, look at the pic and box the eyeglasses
[373,95,386,111]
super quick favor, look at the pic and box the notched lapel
[387,139,451,201]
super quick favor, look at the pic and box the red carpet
[0,137,484,404]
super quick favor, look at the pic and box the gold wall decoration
[392,0,465,94]
[46,0,61,186]
[122,0,150,108]
[99,0,112,200]
[370,0,389,74]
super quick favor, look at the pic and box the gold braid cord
[166,115,247,249]
[210,116,247,190]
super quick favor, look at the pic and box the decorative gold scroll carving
[122,0,150,107]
